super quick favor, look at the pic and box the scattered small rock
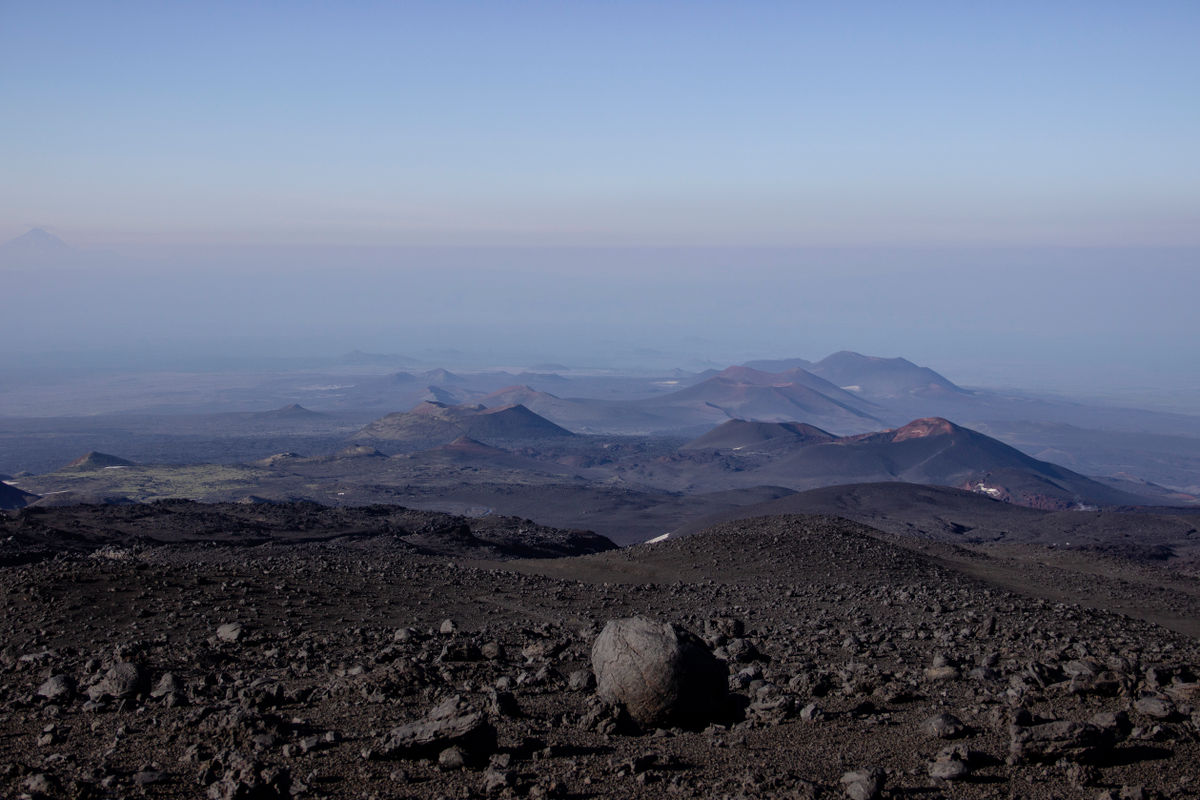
[216,622,244,643]
[36,674,73,702]
[922,711,967,739]
[840,767,885,800]
[87,661,144,701]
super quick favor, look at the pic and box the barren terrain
[3,507,1199,799]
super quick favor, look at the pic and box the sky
[1,2,1198,403]
[3,1,1198,247]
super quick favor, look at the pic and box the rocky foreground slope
[1,511,1199,799]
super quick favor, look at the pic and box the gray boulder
[216,622,244,643]
[369,695,496,761]
[87,662,145,701]
[840,767,885,800]
[591,616,727,727]
[36,674,74,702]
[1008,711,1116,764]
[923,712,967,739]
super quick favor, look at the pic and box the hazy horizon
[1,231,1197,412]
[2,3,1197,411]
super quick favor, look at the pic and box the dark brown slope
[669,482,1200,560]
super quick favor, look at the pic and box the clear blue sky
[2,1,1198,246]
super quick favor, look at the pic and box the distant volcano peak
[64,451,135,470]
[1,227,73,254]
[891,417,958,441]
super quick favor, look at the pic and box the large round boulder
[591,616,727,727]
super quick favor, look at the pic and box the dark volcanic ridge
[0,481,38,510]
[667,481,1200,566]
[0,499,616,565]
[680,416,1154,510]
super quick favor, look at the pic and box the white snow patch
[841,385,862,392]
[646,533,671,544]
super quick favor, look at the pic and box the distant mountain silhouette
[719,365,877,406]
[479,385,668,435]
[809,351,966,398]
[481,385,563,410]
[419,385,480,405]
[354,401,573,450]
[0,228,72,256]
[642,369,883,433]
[466,403,574,440]
[62,452,136,471]
[251,404,325,420]
[741,357,814,372]
[418,368,466,385]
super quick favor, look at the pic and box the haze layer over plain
[1,3,1197,403]
[2,242,1198,409]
